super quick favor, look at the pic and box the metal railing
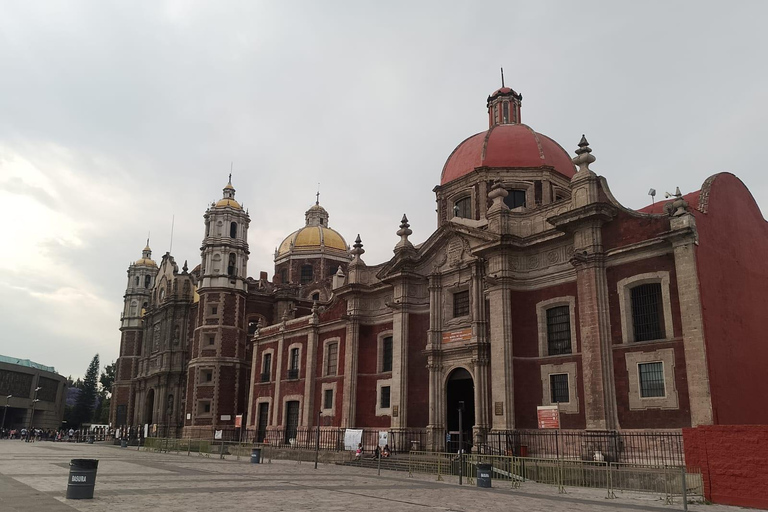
[483,429,684,466]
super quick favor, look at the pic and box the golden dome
[277,226,348,258]
[135,257,157,267]
[215,198,242,209]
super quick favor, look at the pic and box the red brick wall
[407,313,429,428]
[600,206,671,250]
[683,425,768,509]
[694,173,768,425]
[356,322,393,427]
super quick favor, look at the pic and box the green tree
[93,361,116,424]
[99,362,116,397]
[72,354,99,428]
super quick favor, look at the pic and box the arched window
[300,265,313,284]
[504,189,526,209]
[453,197,472,219]
[130,301,137,316]
[230,222,237,238]
[311,292,320,301]
[205,221,210,237]
[280,268,288,284]
[228,253,237,276]
[144,275,151,288]
[135,276,139,286]
[502,101,509,123]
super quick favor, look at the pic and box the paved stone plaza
[0,441,747,512]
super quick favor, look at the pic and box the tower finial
[501,67,505,88]
[316,182,320,205]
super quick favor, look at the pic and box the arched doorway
[144,389,155,425]
[446,367,474,453]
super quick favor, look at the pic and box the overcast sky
[2,1,767,379]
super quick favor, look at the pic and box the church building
[111,85,768,449]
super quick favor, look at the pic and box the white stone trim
[376,331,394,374]
[286,342,303,379]
[536,296,577,357]
[320,382,337,416]
[625,349,679,410]
[618,271,674,343]
[375,378,393,417]
[540,362,579,414]
[322,338,341,377]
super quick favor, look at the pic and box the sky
[1,1,767,379]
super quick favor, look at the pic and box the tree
[71,354,99,428]
[99,362,116,397]
[93,361,116,424]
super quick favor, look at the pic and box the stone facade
[112,86,768,445]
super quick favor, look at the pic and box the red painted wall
[407,313,430,428]
[693,173,768,425]
[355,322,392,428]
[683,425,768,509]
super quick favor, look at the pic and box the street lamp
[457,401,465,486]
[1,395,11,436]
[26,386,42,440]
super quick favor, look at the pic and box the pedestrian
[355,443,362,460]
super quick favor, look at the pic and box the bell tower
[110,241,158,428]
[185,176,251,437]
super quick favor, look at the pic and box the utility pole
[314,411,321,470]
[26,387,41,441]
[1,395,11,435]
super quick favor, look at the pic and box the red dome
[440,124,576,186]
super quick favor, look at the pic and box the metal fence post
[681,466,688,512]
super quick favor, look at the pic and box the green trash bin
[251,448,261,464]
[66,459,99,499]
[476,463,492,488]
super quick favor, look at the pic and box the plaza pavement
[0,440,747,512]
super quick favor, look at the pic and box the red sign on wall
[442,328,472,344]
[537,405,560,429]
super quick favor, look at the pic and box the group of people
[354,442,392,459]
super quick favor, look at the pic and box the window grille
[503,189,526,209]
[324,389,333,409]
[453,197,472,219]
[382,337,393,372]
[326,343,338,376]
[639,362,666,397]
[380,386,391,409]
[300,265,314,284]
[550,374,569,404]
[546,306,572,355]
[453,290,470,318]
[631,283,665,341]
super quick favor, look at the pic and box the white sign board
[344,429,363,451]
[378,431,389,448]
[220,415,231,421]
[214,430,223,440]
[143,424,148,438]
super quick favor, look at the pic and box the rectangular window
[550,374,569,404]
[504,189,526,209]
[287,348,300,379]
[202,370,213,383]
[261,353,272,382]
[300,265,313,284]
[639,362,666,398]
[324,389,334,410]
[546,306,572,355]
[631,283,665,341]
[380,386,391,409]
[382,337,393,372]
[454,197,472,219]
[207,335,215,346]
[453,290,470,318]
[210,305,218,315]
[325,343,338,376]
[199,401,211,414]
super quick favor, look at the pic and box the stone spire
[572,135,596,176]
[350,235,365,264]
[394,214,414,251]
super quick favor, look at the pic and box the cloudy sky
[1,1,767,379]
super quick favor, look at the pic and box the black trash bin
[120,439,128,448]
[251,448,261,464]
[476,463,492,488]
[66,459,99,499]
[87,437,94,444]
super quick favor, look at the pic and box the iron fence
[482,429,684,466]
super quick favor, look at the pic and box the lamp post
[26,387,42,441]
[314,410,321,470]
[1,395,11,436]
[458,400,465,486]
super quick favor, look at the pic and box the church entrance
[446,368,474,453]
[144,389,155,426]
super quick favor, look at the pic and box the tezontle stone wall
[683,425,768,509]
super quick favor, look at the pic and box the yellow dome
[135,258,157,267]
[277,226,348,257]
[215,198,242,209]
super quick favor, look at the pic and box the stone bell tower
[184,176,251,437]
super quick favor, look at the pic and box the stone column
[302,313,319,427]
[471,259,490,444]
[670,212,714,426]
[426,273,444,450]
[572,224,618,430]
[271,330,285,427]
[487,281,514,430]
[341,314,360,428]
[391,280,410,430]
